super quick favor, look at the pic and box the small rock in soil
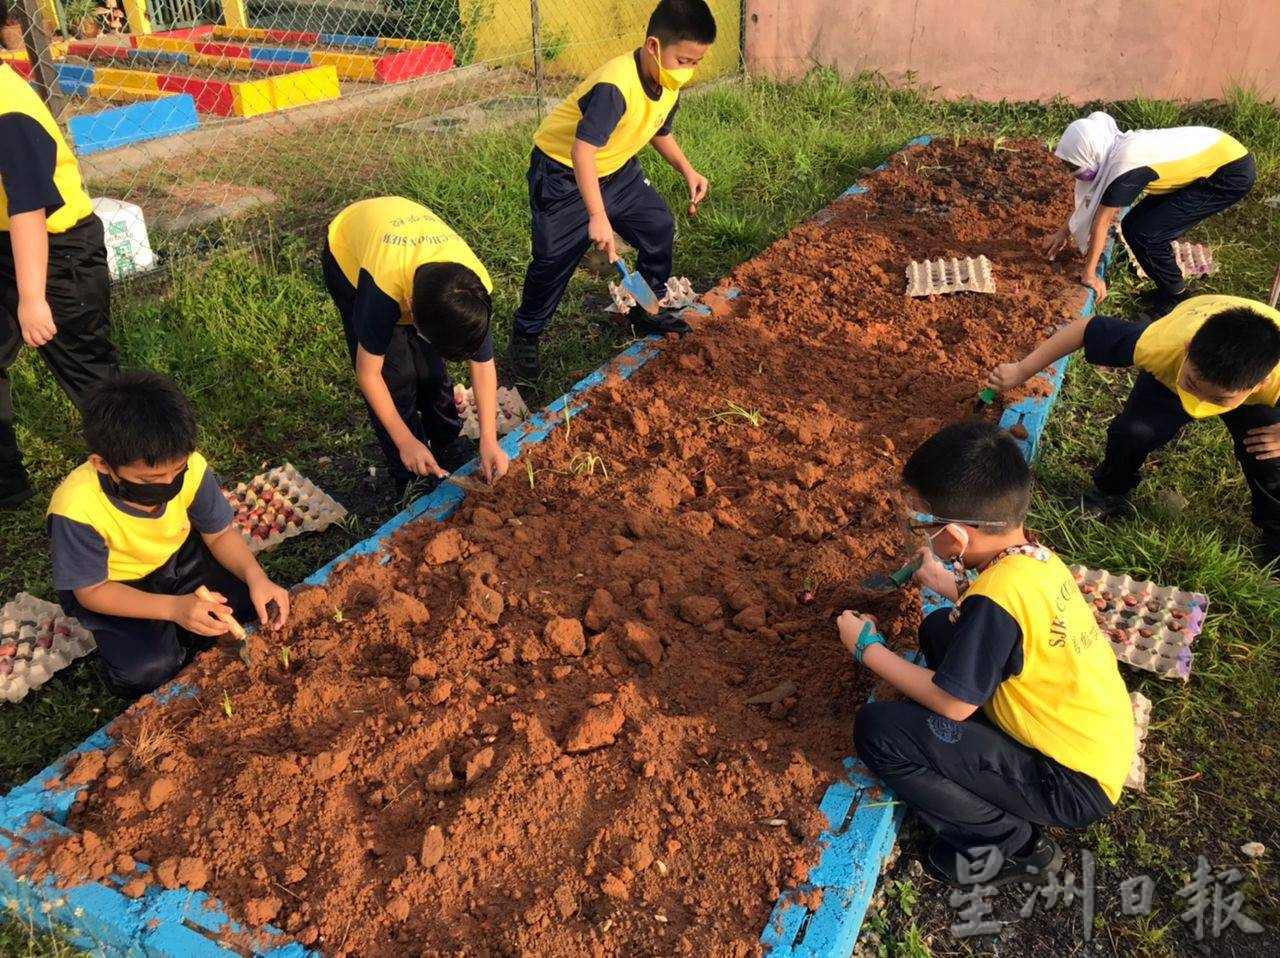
[424,754,457,792]
[1242,841,1266,859]
[584,588,617,631]
[732,606,767,631]
[312,749,350,782]
[121,878,147,898]
[678,595,722,625]
[472,507,503,530]
[386,895,411,921]
[465,579,505,624]
[564,701,625,753]
[420,825,446,868]
[616,620,663,667]
[464,746,495,784]
[544,616,585,656]
[423,528,465,564]
[145,777,175,811]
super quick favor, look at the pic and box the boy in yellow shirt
[508,0,717,381]
[49,371,290,697]
[989,295,1280,567]
[842,422,1133,886]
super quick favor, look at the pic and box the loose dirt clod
[564,701,626,753]
[544,616,586,656]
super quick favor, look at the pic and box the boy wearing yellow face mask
[988,295,1280,566]
[508,0,716,382]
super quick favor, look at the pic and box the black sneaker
[626,306,691,337]
[925,835,1063,888]
[435,435,476,474]
[1073,486,1131,521]
[1135,288,1191,321]
[508,333,541,383]
[0,474,35,510]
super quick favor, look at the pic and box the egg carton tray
[222,463,347,554]
[1071,565,1208,681]
[0,594,96,705]
[1119,236,1218,280]
[1127,691,1152,791]
[606,275,698,314]
[454,385,531,441]
[905,255,995,297]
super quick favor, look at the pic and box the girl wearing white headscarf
[1045,112,1254,314]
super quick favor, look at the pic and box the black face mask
[99,466,188,507]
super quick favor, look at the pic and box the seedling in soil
[796,578,816,606]
[991,136,1019,153]
[562,399,572,441]
[333,606,344,623]
[570,451,609,479]
[280,646,292,671]
[222,690,233,718]
[525,459,536,490]
[706,399,765,428]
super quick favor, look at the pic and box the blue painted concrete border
[68,95,200,156]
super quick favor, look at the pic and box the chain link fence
[2,0,742,276]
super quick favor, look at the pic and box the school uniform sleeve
[0,112,63,218]
[574,83,627,148]
[1083,314,1149,367]
[1100,167,1157,208]
[188,466,234,534]
[932,595,1024,706]
[47,515,110,591]
[351,268,403,357]
[470,328,494,364]
[656,98,680,137]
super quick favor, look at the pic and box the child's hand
[17,297,57,348]
[399,437,447,479]
[478,436,510,483]
[588,212,617,262]
[837,610,885,664]
[987,361,1028,392]
[684,169,708,215]
[1081,271,1107,302]
[249,574,290,630]
[1244,423,1280,461]
[912,546,957,596]
[172,591,233,637]
[1042,225,1070,260]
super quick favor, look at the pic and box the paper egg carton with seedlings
[606,275,698,314]
[1071,565,1208,681]
[1118,235,1219,280]
[1126,691,1152,791]
[223,463,348,554]
[0,593,96,704]
[453,385,530,441]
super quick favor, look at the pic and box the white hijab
[1054,112,1222,250]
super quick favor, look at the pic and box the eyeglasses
[906,512,1009,534]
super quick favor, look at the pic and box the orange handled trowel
[195,585,252,665]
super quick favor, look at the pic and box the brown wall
[745,0,1280,103]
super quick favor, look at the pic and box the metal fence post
[17,0,64,117]
[530,0,545,119]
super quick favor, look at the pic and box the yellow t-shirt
[954,551,1134,803]
[48,452,219,584]
[0,63,95,234]
[1147,132,1248,193]
[1133,295,1280,405]
[533,52,678,177]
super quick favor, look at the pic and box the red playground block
[8,59,33,79]
[67,41,131,59]
[193,41,252,59]
[264,29,321,44]
[130,25,214,47]
[156,74,235,116]
[373,43,455,84]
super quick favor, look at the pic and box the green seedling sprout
[333,606,344,623]
[991,136,1018,154]
[525,459,536,490]
[570,451,609,479]
[562,398,572,440]
[222,689,233,718]
[280,646,292,671]
[705,399,765,428]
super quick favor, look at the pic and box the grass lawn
[2,72,1278,955]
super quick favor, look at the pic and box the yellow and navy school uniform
[514,50,680,339]
[1084,295,1280,553]
[321,197,493,482]
[1109,129,1255,296]
[0,63,118,492]
[853,545,1131,859]
[47,452,251,698]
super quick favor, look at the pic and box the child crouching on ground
[48,371,290,697]
[839,421,1133,886]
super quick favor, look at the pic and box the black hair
[412,262,492,362]
[901,420,1031,525]
[647,0,717,46]
[1186,306,1280,391]
[82,370,198,469]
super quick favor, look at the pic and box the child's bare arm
[861,645,978,721]
[988,317,1090,392]
[651,133,707,215]
[203,527,289,629]
[570,139,615,261]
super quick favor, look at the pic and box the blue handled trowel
[614,259,660,315]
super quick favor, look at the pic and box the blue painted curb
[250,46,313,65]
[68,95,200,156]
[758,139,1118,958]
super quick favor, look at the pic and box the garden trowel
[614,259,660,315]
[859,556,923,595]
[196,585,251,665]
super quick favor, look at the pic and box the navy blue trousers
[513,149,675,339]
[854,610,1113,859]
[59,531,253,699]
[1121,154,1255,296]
[321,244,462,484]
[1094,371,1280,558]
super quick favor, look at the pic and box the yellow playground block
[268,65,339,110]
[93,67,161,92]
[87,82,171,103]
[134,36,197,54]
[231,76,274,117]
[311,50,378,82]
[190,52,257,72]
[214,26,267,40]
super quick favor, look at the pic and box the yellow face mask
[652,41,695,91]
[1174,375,1234,419]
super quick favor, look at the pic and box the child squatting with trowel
[838,421,1133,888]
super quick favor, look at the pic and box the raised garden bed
[2,138,1092,956]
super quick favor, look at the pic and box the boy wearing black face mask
[47,370,290,698]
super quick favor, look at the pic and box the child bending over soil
[989,295,1280,569]
[840,421,1133,887]
[47,371,289,697]
[507,0,717,381]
